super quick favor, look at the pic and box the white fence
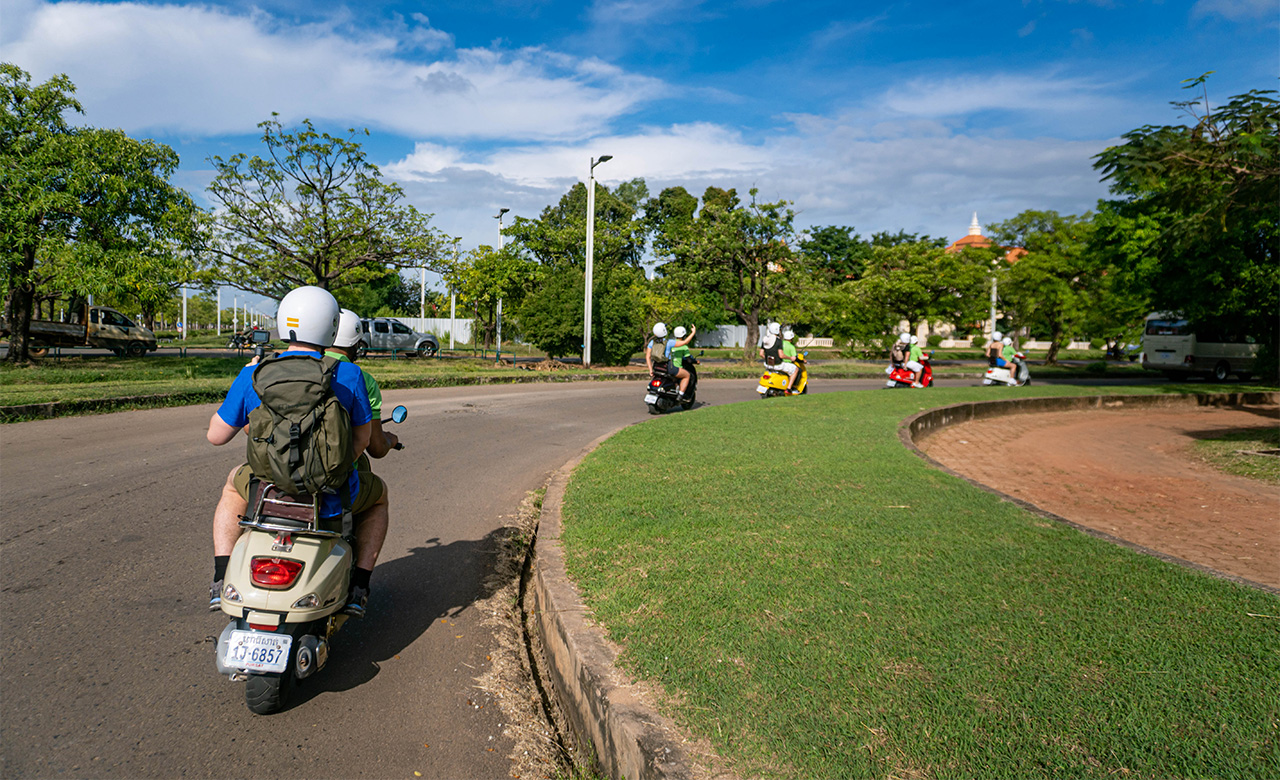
[388,317,473,344]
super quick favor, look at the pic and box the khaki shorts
[233,458,385,517]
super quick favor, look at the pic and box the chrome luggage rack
[239,483,343,538]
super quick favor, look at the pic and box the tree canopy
[1,63,199,362]
[202,116,446,301]
[1093,77,1279,371]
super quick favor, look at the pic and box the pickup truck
[356,317,439,358]
[1,305,158,357]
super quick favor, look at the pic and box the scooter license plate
[224,631,292,673]
[643,393,658,404]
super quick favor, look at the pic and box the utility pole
[495,208,509,363]
[583,154,612,367]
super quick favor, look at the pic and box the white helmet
[276,286,340,347]
[674,326,687,339]
[992,330,1003,341]
[910,335,918,344]
[898,333,910,344]
[653,322,668,339]
[1002,336,1013,345]
[332,308,362,348]
[768,322,781,335]
[782,328,795,340]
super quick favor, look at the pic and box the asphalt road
[1,376,914,779]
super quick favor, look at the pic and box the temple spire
[968,212,982,236]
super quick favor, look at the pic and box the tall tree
[444,245,539,349]
[652,187,804,361]
[801,225,874,284]
[509,179,650,363]
[1093,77,1279,372]
[855,241,994,340]
[203,116,445,300]
[1,63,199,362]
[988,211,1098,364]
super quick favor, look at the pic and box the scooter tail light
[250,557,305,589]
[248,623,278,632]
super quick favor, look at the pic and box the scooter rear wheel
[647,403,661,415]
[680,389,696,410]
[245,671,292,714]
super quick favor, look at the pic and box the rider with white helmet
[779,327,800,392]
[205,286,375,615]
[759,322,784,368]
[988,331,1005,367]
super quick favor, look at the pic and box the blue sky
[2,0,1276,300]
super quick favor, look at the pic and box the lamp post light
[583,155,612,368]
[495,208,509,363]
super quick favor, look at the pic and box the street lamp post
[583,155,612,367]
[495,208,509,363]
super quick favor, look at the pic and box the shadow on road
[280,527,516,707]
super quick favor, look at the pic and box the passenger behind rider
[905,334,926,388]
[988,330,1004,367]
[205,286,375,617]
[759,322,787,378]
[781,328,800,392]
[321,308,400,617]
[890,332,910,371]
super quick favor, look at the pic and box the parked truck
[1,305,158,357]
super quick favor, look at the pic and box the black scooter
[644,353,699,414]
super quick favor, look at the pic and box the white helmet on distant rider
[992,330,1003,342]
[653,322,668,339]
[898,333,910,344]
[332,309,362,348]
[276,286,340,348]
[1002,336,1013,345]
[674,326,687,339]
[910,335,918,344]
[783,328,795,340]
[768,322,781,336]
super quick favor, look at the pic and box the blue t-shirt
[217,349,373,517]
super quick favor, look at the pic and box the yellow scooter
[756,352,808,397]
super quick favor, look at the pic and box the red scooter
[885,353,933,388]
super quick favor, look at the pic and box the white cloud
[3,1,664,138]
[1191,0,1278,22]
[878,72,1126,120]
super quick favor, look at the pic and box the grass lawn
[0,354,587,409]
[560,386,1279,779]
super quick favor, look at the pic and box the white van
[1140,313,1259,381]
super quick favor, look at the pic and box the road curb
[530,429,701,780]
[899,391,1280,595]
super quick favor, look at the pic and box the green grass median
[560,386,1279,779]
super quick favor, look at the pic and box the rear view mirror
[391,405,408,424]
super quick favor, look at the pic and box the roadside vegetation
[1192,426,1280,483]
[560,386,1279,779]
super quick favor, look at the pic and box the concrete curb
[530,428,699,780]
[899,391,1280,595]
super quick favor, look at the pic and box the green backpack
[245,354,355,503]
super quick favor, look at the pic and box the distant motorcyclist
[646,323,697,400]
[999,336,1016,368]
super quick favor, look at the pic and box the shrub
[927,334,943,347]
[1089,338,1105,350]
[971,335,987,348]
[1086,360,1108,372]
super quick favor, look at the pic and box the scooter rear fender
[222,530,352,622]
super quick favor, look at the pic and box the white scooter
[214,405,407,714]
[983,353,1031,386]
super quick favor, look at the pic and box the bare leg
[213,466,248,557]
[678,368,690,395]
[353,497,389,570]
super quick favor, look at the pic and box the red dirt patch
[918,404,1280,589]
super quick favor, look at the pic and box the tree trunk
[1045,324,1063,365]
[741,311,759,363]
[5,249,38,364]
